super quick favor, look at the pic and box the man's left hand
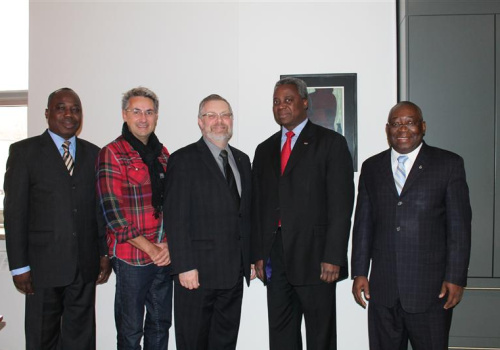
[96,256,112,285]
[439,281,464,309]
[320,263,340,283]
[250,264,257,280]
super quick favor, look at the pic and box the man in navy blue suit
[252,78,354,350]
[351,101,472,350]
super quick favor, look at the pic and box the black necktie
[220,150,240,207]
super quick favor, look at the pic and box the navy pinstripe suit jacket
[351,142,472,313]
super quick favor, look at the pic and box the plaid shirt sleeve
[96,144,142,243]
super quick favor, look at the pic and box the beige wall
[0,1,397,349]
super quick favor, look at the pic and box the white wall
[0,1,396,349]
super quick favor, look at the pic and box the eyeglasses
[387,121,421,129]
[125,108,157,117]
[201,112,233,120]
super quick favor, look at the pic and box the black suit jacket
[4,130,107,289]
[351,142,472,313]
[252,121,354,285]
[164,138,252,289]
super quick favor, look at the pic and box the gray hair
[122,87,159,112]
[198,94,233,118]
[274,77,309,99]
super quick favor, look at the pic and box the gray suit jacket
[351,142,472,313]
[4,130,107,288]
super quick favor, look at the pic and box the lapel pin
[304,142,309,145]
[419,165,423,169]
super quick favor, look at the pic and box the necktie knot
[286,131,295,141]
[398,155,408,164]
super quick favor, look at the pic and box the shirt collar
[391,142,423,163]
[47,129,76,152]
[281,118,308,139]
[203,136,230,157]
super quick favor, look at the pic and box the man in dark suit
[4,88,111,350]
[351,101,472,350]
[164,94,254,350]
[252,77,355,350]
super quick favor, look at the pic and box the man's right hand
[179,269,200,290]
[13,271,34,295]
[254,260,265,282]
[352,276,370,308]
[150,242,171,266]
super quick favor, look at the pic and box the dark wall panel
[408,14,495,277]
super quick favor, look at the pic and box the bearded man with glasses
[164,94,255,350]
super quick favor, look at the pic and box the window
[0,0,29,237]
[0,92,28,236]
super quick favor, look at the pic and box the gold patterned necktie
[62,140,74,176]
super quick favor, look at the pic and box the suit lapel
[72,138,88,180]
[270,131,282,178]
[196,138,226,185]
[378,149,399,197]
[282,121,314,176]
[40,130,72,178]
[230,145,246,195]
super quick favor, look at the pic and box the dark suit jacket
[164,138,252,289]
[4,130,107,289]
[252,121,354,285]
[351,142,472,313]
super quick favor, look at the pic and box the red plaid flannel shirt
[96,136,169,265]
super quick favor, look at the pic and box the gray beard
[207,131,232,142]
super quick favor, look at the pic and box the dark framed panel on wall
[280,73,358,171]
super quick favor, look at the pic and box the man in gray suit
[4,88,111,349]
[351,101,472,350]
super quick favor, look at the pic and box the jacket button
[396,227,401,232]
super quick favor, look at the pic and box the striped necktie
[395,155,408,195]
[62,140,74,176]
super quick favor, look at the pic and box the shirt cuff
[11,266,30,276]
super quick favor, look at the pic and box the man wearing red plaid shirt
[97,87,172,350]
